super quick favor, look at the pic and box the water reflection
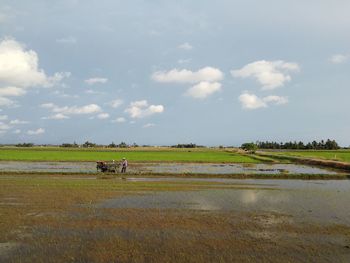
[99,179,350,225]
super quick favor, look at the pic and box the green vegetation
[265,150,350,163]
[241,142,258,153]
[256,139,340,150]
[0,147,259,163]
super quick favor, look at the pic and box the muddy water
[0,161,340,175]
[99,179,350,225]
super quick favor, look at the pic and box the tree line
[253,139,340,150]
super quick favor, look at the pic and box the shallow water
[99,178,350,225]
[0,161,340,175]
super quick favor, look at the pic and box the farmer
[121,157,128,173]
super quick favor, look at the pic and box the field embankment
[256,150,350,171]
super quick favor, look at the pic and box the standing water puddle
[0,161,340,175]
[99,178,350,225]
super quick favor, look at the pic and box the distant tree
[15,143,34,147]
[82,141,96,148]
[108,142,117,148]
[241,142,258,153]
[118,142,128,148]
[172,143,197,148]
[60,142,79,148]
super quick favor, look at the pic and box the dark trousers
[121,166,127,173]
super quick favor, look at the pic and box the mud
[1,175,350,262]
[0,161,340,175]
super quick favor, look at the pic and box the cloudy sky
[0,0,349,146]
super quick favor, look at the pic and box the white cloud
[0,114,7,120]
[97,113,110,119]
[13,129,21,134]
[239,92,288,110]
[0,96,15,107]
[108,99,123,108]
[40,103,56,109]
[112,117,126,123]
[0,121,10,130]
[152,67,223,84]
[263,95,288,105]
[239,93,267,110]
[56,36,77,44]
[84,77,108,85]
[232,60,300,90]
[10,119,29,125]
[0,37,69,89]
[184,81,221,99]
[330,54,348,64]
[41,103,102,115]
[143,123,155,128]
[42,113,69,120]
[125,100,164,119]
[27,128,45,135]
[0,86,26,97]
[178,42,193,50]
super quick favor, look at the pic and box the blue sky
[0,0,349,146]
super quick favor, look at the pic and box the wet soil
[1,175,350,262]
[0,161,341,175]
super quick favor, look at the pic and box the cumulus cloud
[0,38,69,89]
[0,114,7,120]
[84,77,108,85]
[40,103,102,120]
[184,82,221,99]
[232,60,300,90]
[0,87,26,97]
[97,113,110,119]
[108,99,123,108]
[13,129,21,134]
[0,38,70,108]
[125,100,164,119]
[27,128,45,135]
[178,42,193,50]
[152,67,223,84]
[112,117,126,123]
[330,54,349,64]
[239,92,288,110]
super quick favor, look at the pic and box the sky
[0,0,349,146]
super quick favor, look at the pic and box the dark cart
[96,161,120,173]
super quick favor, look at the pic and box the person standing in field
[121,157,128,173]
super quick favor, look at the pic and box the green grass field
[265,150,350,163]
[0,147,258,163]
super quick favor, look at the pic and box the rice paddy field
[1,148,350,262]
[1,174,350,262]
[0,147,259,163]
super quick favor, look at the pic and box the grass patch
[264,150,350,163]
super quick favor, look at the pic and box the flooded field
[101,178,350,225]
[1,174,350,262]
[0,161,341,175]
